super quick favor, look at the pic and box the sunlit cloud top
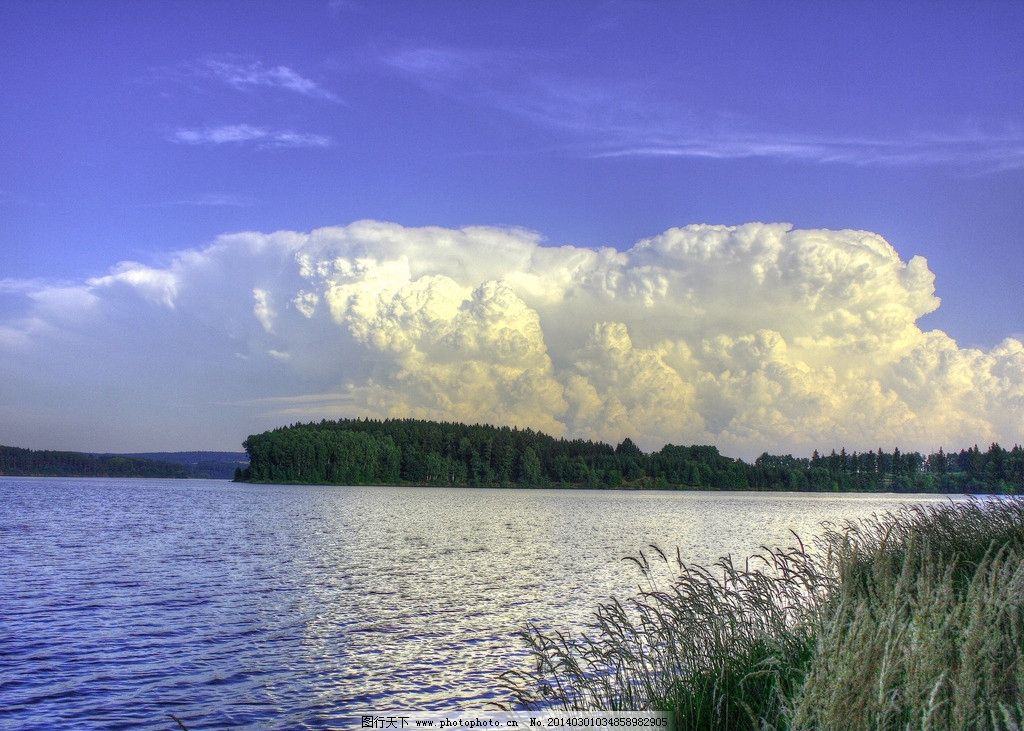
[1,222,1020,455]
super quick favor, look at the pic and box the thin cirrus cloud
[176,57,341,102]
[590,134,1024,170]
[160,57,337,152]
[1,221,1021,455]
[156,193,255,207]
[384,45,1024,172]
[170,124,332,149]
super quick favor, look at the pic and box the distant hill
[1,445,192,478]
[119,451,249,480]
[0,446,248,479]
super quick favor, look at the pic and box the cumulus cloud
[1,221,1020,455]
[252,288,276,333]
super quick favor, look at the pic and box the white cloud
[171,124,332,148]
[1,221,1021,455]
[178,57,340,102]
[383,45,1024,171]
[88,262,179,308]
[252,288,276,333]
[590,135,1024,170]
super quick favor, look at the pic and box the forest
[0,445,193,478]
[239,418,1024,494]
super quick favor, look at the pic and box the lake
[0,477,961,729]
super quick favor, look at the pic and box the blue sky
[1,1,1023,453]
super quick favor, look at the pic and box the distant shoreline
[0,445,248,480]
[0,473,229,480]
[235,475,987,493]
[1,473,994,495]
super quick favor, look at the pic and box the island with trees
[238,418,1023,493]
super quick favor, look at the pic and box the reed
[501,499,1024,730]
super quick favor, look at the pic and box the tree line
[239,418,1024,494]
[0,445,192,478]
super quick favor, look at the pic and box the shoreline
[1,473,1001,496]
[507,499,1024,727]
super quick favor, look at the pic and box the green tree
[518,447,542,486]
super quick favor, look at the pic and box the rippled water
[0,477,958,729]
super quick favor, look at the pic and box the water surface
[0,478,960,729]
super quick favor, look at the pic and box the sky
[1,0,1022,456]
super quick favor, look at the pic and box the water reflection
[0,478,957,729]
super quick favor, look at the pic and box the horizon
[3,414,1020,466]
[1,1,1022,459]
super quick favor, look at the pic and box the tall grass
[501,500,1024,730]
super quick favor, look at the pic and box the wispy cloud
[232,391,356,415]
[384,44,1024,172]
[384,47,504,78]
[591,134,1024,170]
[155,193,255,208]
[327,0,361,15]
[170,124,332,149]
[175,56,340,102]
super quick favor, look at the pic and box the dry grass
[501,499,1024,731]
